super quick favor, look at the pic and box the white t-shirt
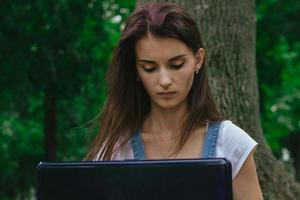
[96,120,258,179]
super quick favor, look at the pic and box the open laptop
[37,158,232,200]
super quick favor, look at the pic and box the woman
[85,2,263,199]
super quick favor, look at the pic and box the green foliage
[1,0,298,198]
[257,0,300,153]
[0,0,135,199]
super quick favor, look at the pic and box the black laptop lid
[37,158,232,200]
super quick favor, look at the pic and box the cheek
[180,69,195,92]
[137,69,150,91]
[139,75,155,94]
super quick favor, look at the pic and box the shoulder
[216,120,258,179]
[217,120,256,147]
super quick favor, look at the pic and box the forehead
[135,35,193,61]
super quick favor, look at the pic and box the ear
[194,48,205,72]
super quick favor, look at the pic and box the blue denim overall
[131,121,221,159]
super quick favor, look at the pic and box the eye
[142,66,156,73]
[170,62,184,69]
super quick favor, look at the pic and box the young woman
[85,2,263,199]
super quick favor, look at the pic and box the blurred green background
[0,0,299,199]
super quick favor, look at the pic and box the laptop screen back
[37,158,232,200]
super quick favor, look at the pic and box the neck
[143,101,188,138]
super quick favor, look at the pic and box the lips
[157,91,176,97]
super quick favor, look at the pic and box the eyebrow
[137,54,186,64]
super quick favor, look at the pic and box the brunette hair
[85,2,223,160]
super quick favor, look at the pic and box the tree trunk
[44,87,57,161]
[138,0,300,199]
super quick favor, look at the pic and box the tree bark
[138,0,300,199]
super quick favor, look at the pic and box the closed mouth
[158,91,176,95]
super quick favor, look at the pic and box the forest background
[0,0,299,199]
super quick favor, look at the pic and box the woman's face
[135,35,205,110]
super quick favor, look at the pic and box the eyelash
[143,68,156,73]
[171,62,184,69]
[142,62,185,73]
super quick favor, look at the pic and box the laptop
[37,158,232,200]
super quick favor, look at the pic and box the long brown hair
[85,2,223,160]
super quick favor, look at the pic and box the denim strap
[201,121,221,158]
[131,130,146,160]
[131,121,221,159]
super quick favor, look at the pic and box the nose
[158,68,172,89]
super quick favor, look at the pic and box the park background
[0,0,299,199]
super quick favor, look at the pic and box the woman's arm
[232,151,263,199]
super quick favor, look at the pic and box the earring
[137,75,140,81]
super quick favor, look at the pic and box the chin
[152,99,186,110]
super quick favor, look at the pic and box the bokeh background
[0,0,299,199]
